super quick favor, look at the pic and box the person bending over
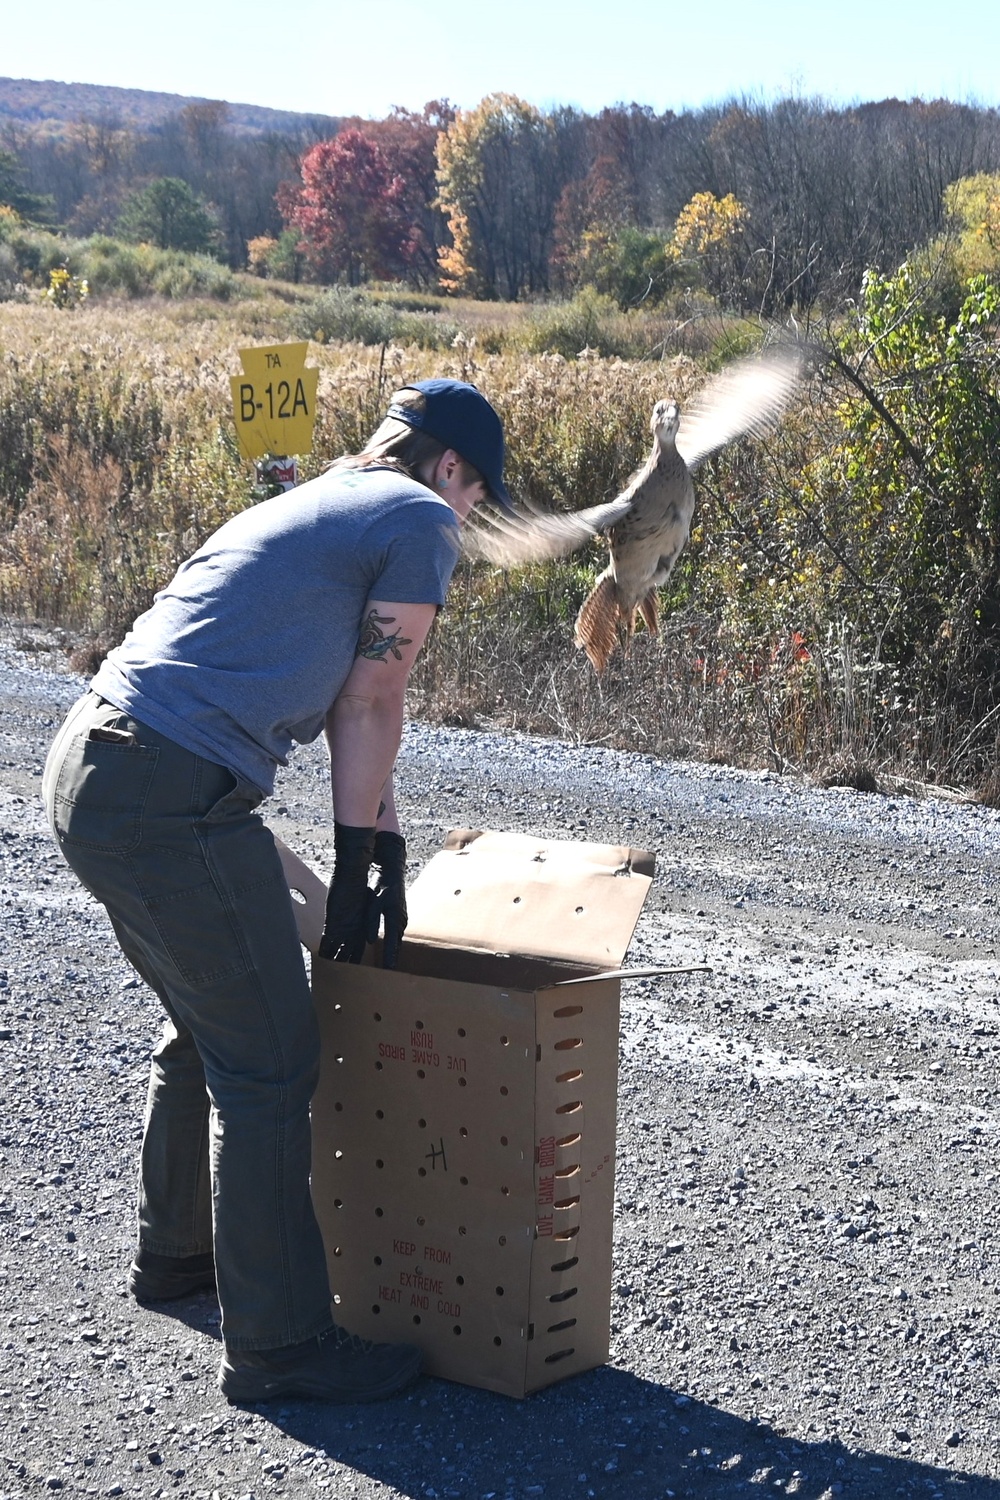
[43,379,512,1403]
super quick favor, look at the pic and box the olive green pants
[43,692,333,1351]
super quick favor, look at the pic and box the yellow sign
[230,342,319,462]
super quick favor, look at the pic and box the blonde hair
[329,389,484,487]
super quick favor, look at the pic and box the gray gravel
[3,617,1000,1500]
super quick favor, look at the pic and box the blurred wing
[461,494,633,566]
[676,346,805,471]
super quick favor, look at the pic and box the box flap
[272,834,326,954]
[405,829,655,971]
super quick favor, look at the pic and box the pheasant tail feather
[637,590,659,636]
[575,570,622,674]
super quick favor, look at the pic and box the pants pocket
[143,878,252,986]
[52,732,159,854]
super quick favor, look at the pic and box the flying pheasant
[462,347,805,672]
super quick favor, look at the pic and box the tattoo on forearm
[356,609,413,663]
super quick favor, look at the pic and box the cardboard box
[276,828,657,1398]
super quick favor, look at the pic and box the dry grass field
[2,287,997,799]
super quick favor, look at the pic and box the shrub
[0,242,26,301]
[293,285,458,349]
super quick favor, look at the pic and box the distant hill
[0,76,339,138]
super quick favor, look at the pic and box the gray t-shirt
[91,467,460,794]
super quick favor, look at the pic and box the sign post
[229,342,319,492]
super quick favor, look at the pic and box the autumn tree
[281,129,414,285]
[436,93,559,298]
[942,172,1000,273]
[339,103,453,285]
[668,190,748,306]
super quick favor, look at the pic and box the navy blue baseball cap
[388,378,514,514]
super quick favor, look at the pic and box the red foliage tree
[281,129,414,285]
[339,103,454,284]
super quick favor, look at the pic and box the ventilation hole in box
[453,889,461,896]
[374,1255,382,1265]
[555,1195,582,1209]
[527,1323,535,1340]
[289,888,306,905]
[494,1336,502,1346]
[501,1185,510,1196]
[500,1135,509,1146]
[372,1304,381,1314]
[375,1109,384,1120]
[333,1294,341,1305]
[335,1149,344,1160]
[495,1285,505,1296]
[574,905,584,915]
[549,1287,579,1303]
[418,1167,427,1178]
[556,1166,581,1181]
[556,1069,583,1084]
[555,1101,582,1115]
[557,1132,582,1147]
[418,1118,427,1128]
[458,1076,468,1087]
[375,1207,384,1218]
[334,1198,343,1209]
[458,1027,466,1038]
[334,1054,344,1064]
[500,1086,509,1097]
[373,1012,382,1023]
[457,1275,465,1286]
[500,1035,509,1046]
[460,1127,469,1138]
[458,1225,467,1236]
[415,1019,424,1029]
[376,1159,384,1170]
[545,1348,575,1365]
[333,1246,343,1258]
[460,1176,469,1186]
[417,1069,426,1079]
[554,1037,582,1051]
[416,1216,425,1227]
[548,1317,578,1333]
[334,1102,344,1112]
[413,1315,421,1325]
[497,1235,507,1247]
[554,1005,583,1018]
[453,1325,462,1335]
[554,1226,580,1241]
[551,1256,579,1273]
[512,896,521,905]
[375,1061,383,1071]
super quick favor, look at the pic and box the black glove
[319,823,376,963]
[366,830,408,969]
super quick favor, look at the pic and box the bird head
[651,399,680,446]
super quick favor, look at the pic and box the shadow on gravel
[136,1294,222,1339]
[247,1365,999,1499]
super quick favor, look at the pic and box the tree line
[5,92,1000,308]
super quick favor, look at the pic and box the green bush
[0,242,25,299]
[294,286,459,350]
[0,220,243,301]
[521,289,625,358]
[148,251,240,301]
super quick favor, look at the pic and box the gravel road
[3,618,1000,1500]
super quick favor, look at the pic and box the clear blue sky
[4,0,999,118]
